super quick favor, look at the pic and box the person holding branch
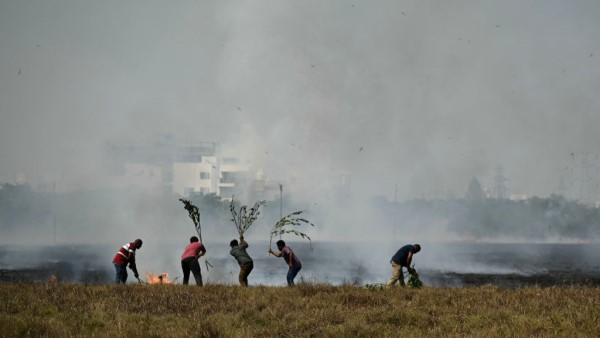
[269,240,302,286]
[180,236,206,286]
[387,243,421,287]
[229,235,254,287]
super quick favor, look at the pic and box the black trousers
[181,257,203,286]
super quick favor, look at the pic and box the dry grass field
[1,283,599,337]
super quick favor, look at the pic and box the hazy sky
[1,0,600,200]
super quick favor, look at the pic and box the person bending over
[230,235,254,287]
[269,240,302,286]
[387,243,421,287]
[112,239,143,284]
[181,236,206,286]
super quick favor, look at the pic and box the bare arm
[268,248,282,257]
[196,246,206,259]
[128,254,139,276]
[406,251,413,267]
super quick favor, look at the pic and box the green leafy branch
[406,265,423,289]
[229,195,266,236]
[179,198,214,271]
[269,210,315,249]
[179,198,202,242]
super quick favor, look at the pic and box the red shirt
[112,242,137,266]
[181,242,206,260]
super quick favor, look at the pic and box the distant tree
[465,177,485,201]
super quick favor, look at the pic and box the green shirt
[230,242,253,265]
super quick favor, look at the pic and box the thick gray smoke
[1,1,600,285]
[2,1,600,198]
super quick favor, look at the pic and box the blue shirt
[391,245,416,266]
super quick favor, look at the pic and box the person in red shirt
[181,236,206,286]
[112,239,143,284]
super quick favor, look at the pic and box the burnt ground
[0,264,109,284]
[0,245,112,284]
[4,266,600,287]
[1,243,600,287]
[416,242,600,287]
[422,270,600,288]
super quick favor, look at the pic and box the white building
[218,157,252,199]
[106,134,250,198]
[172,157,219,196]
[509,194,528,201]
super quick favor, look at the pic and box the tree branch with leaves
[179,198,213,271]
[406,265,423,288]
[269,210,315,250]
[179,198,202,242]
[229,196,266,237]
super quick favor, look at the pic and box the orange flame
[146,272,173,284]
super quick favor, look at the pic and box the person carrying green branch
[180,236,206,286]
[387,244,421,287]
[230,235,254,287]
[269,240,302,286]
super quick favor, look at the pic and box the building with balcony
[105,134,250,198]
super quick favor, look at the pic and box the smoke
[3,0,599,197]
[2,1,600,284]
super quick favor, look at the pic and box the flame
[146,272,173,284]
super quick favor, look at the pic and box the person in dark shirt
[230,235,254,287]
[387,244,421,287]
